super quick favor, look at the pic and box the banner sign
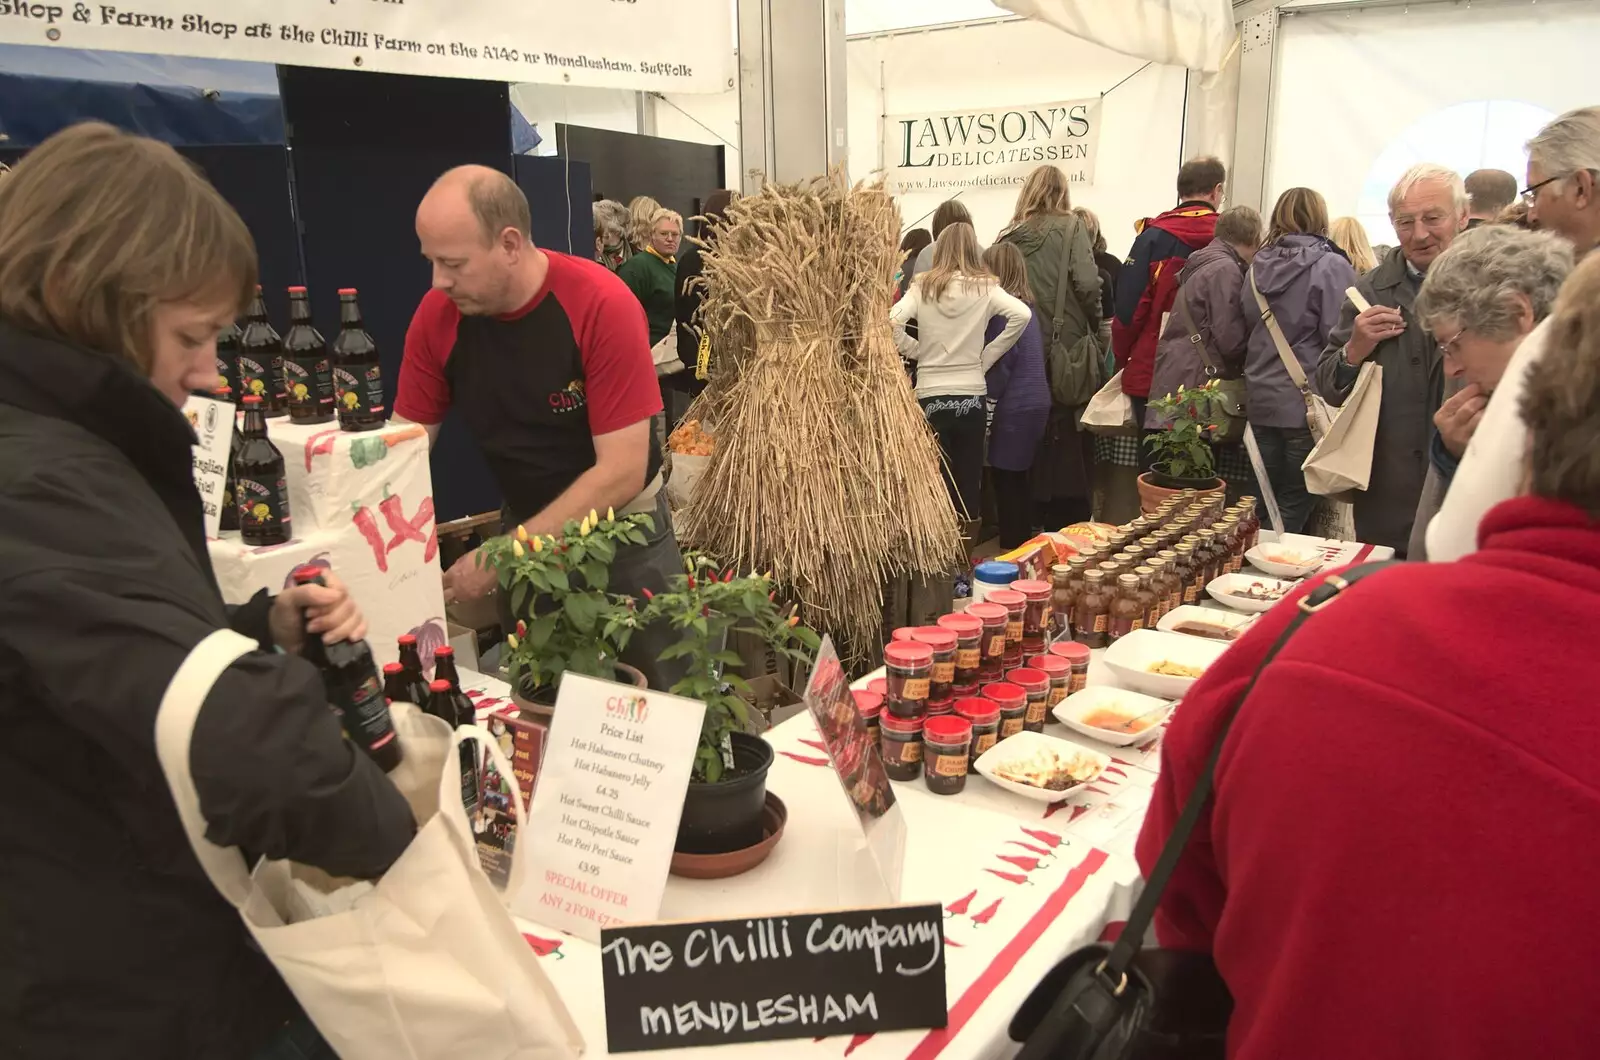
[599,904,947,1051]
[0,0,732,93]
[883,97,1102,194]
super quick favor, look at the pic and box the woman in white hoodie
[890,222,1031,518]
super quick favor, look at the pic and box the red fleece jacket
[1136,496,1600,1059]
[1111,204,1218,398]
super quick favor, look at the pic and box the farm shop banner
[0,0,731,93]
[884,98,1101,193]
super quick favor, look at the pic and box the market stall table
[454,531,1393,1058]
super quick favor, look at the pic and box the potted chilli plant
[481,509,654,715]
[640,553,820,856]
[1138,380,1231,510]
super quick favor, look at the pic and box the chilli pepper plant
[640,553,820,783]
[480,509,655,696]
[1143,379,1232,482]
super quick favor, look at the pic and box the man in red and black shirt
[396,166,682,684]
[1113,156,1226,438]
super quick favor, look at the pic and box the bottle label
[1000,716,1024,739]
[238,356,269,399]
[1047,683,1068,708]
[334,364,386,417]
[341,675,397,747]
[975,732,997,755]
[1025,699,1047,724]
[284,355,336,415]
[986,633,1006,657]
[931,660,955,684]
[236,475,291,535]
[1005,619,1023,643]
[931,753,966,778]
[898,677,929,701]
[1184,585,1199,604]
[897,740,924,765]
[1093,613,1108,633]
[955,647,980,669]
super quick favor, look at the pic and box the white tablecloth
[453,534,1393,1058]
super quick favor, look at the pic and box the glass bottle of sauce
[1049,562,1075,642]
[1072,569,1112,649]
[1239,497,1261,549]
[1146,557,1177,621]
[1133,565,1160,629]
[1173,543,1201,605]
[1108,573,1143,642]
[1196,528,1221,586]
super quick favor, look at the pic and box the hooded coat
[1113,202,1219,398]
[1144,238,1251,428]
[1240,234,1357,429]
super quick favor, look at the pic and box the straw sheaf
[680,171,961,664]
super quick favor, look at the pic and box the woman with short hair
[1137,249,1600,1059]
[1240,187,1357,532]
[0,123,413,1059]
[617,206,684,347]
[890,222,1031,519]
[627,194,662,252]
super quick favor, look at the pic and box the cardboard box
[738,674,804,733]
[447,621,481,672]
[729,627,791,687]
[908,572,955,628]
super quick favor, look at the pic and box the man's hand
[1346,305,1408,365]
[443,547,499,606]
[270,570,367,653]
[1435,383,1488,459]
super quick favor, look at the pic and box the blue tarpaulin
[0,44,284,147]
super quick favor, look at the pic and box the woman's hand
[270,570,368,653]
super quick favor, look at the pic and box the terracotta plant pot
[674,732,775,856]
[1136,471,1225,516]
[669,792,787,879]
[511,660,648,720]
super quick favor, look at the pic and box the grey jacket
[1242,234,1357,429]
[1315,245,1443,555]
[1145,238,1250,429]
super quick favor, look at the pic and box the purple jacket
[1144,238,1251,429]
[984,314,1049,471]
[1240,234,1358,429]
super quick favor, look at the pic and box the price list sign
[513,673,705,943]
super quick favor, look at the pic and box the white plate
[1245,544,1324,578]
[974,730,1111,803]
[1155,604,1256,643]
[1052,686,1174,746]
[1102,628,1229,698]
[1206,573,1298,613]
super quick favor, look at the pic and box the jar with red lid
[1007,667,1050,732]
[1009,579,1052,654]
[852,689,883,746]
[879,714,924,781]
[867,676,888,699]
[954,697,1000,765]
[937,612,983,693]
[986,588,1027,666]
[890,627,916,642]
[966,601,1009,681]
[882,641,933,719]
[910,626,957,705]
[1032,653,1071,710]
[1049,639,1091,694]
[922,715,973,795]
[982,681,1028,740]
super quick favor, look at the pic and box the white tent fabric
[996,0,1236,72]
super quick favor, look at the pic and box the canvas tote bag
[1249,270,1383,502]
[154,628,585,1060]
[1082,369,1136,434]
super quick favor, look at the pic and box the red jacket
[1112,203,1218,398]
[1136,495,1600,1059]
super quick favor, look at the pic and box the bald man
[396,166,682,685]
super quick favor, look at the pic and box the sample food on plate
[1239,580,1290,601]
[1148,659,1206,678]
[1080,707,1160,735]
[991,746,1103,791]
[1168,620,1245,641]
[1258,547,1319,566]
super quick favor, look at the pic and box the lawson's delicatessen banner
[883,97,1102,194]
[0,0,732,93]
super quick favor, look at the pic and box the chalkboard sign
[600,905,948,1052]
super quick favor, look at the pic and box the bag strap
[1249,268,1318,403]
[1098,561,1395,984]
[1173,283,1222,378]
[1052,223,1075,337]
[153,628,262,908]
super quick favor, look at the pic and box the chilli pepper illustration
[1069,803,1092,822]
[379,493,438,562]
[779,752,830,768]
[522,933,564,959]
[1021,827,1064,849]
[945,889,977,917]
[799,738,828,753]
[1042,800,1071,820]
[843,1033,873,1056]
[351,505,388,571]
[303,429,339,471]
[971,898,1003,925]
[984,869,1030,886]
[1008,840,1053,858]
[997,855,1040,873]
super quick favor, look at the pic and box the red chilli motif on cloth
[351,495,438,572]
[779,752,830,767]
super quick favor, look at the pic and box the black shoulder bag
[1009,562,1393,1060]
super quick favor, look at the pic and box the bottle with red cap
[293,566,402,773]
[331,288,385,432]
[234,394,290,545]
[427,677,479,810]
[238,285,285,416]
[431,644,462,691]
[215,317,242,398]
[395,634,433,706]
[283,286,335,424]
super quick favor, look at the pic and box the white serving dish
[1102,628,1229,698]
[1245,543,1325,578]
[1206,572,1298,613]
[1156,604,1257,642]
[1053,686,1174,747]
[974,730,1111,803]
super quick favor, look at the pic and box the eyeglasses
[1434,328,1465,357]
[1520,175,1564,207]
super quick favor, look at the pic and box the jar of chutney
[986,588,1027,667]
[983,681,1028,741]
[965,601,1009,681]
[1007,667,1050,733]
[882,641,933,719]
[1032,653,1072,711]
[954,697,1000,765]
[937,612,983,695]
[1010,579,1053,655]
[852,689,883,746]
[1049,640,1091,695]
[910,626,958,707]
[879,714,924,781]
[922,715,973,795]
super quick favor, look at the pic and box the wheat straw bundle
[680,172,960,663]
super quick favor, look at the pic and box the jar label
[899,677,929,701]
[1131,618,1144,631]
[956,647,980,669]
[1047,685,1068,707]
[1092,613,1108,633]
[1025,700,1047,724]
[1006,619,1024,643]
[1000,717,1024,738]
[1184,586,1199,604]
[931,661,955,684]
[931,753,967,778]
[902,741,924,764]
[986,634,1006,656]
[975,732,997,755]
[1068,672,1088,694]
[236,475,291,534]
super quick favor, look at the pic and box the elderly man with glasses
[1523,106,1600,254]
[1316,163,1468,555]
